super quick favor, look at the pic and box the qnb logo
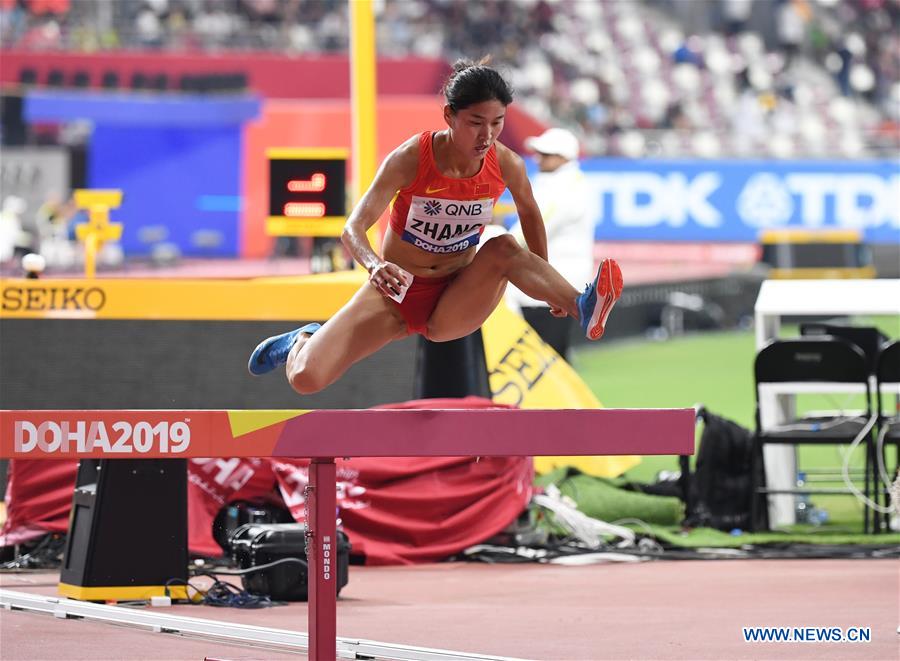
[443,202,484,217]
[14,420,191,454]
[410,196,491,222]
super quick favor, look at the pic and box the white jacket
[507,160,595,308]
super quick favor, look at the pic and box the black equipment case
[229,523,351,601]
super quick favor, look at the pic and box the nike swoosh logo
[425,186,449,194]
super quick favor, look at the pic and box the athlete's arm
[497,143,548,261]
[342,136,418,297]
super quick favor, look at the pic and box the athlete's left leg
[425,234,581,342]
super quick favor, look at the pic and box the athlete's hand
[368,261,410,298]
[549,305,567,318]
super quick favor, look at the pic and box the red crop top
[389,131,506,255]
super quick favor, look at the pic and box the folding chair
[750,337,878,533]
[800,323,888,376]
[875,340,900,530]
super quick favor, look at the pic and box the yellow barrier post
[349,0,380,250]
[73,189,123,278]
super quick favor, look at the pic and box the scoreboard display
[266,148,348,237]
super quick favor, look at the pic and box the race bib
[401,196,493,254]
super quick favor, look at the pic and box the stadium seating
[0,0,895,159]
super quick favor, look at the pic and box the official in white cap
[507,128,595,359]
[524,127,581,162]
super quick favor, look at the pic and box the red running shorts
[392,273,455,336]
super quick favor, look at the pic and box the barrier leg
[307,457,337,660]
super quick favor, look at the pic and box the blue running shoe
[248,322,321,376]
[576,258,623,340]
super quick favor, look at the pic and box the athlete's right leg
[286,284,407,394]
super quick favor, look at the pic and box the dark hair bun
[443,57,513,111]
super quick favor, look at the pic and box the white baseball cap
[525,128,580,160]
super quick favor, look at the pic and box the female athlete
[249,59,623,394]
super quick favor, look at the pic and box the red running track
[1,559,895,660]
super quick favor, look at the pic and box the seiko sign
[2,287,107,312]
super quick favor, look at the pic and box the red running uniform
[388,131,507,335]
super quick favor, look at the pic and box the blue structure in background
[25,91,260,257]
[89,125,242,256]
[580,158,900,244]
[506,158,900,245]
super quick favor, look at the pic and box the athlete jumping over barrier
[249,58,623,394]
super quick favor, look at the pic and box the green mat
[637,524,900,548]
[535,468,900,548]
[536,467,683,525]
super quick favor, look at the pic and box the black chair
[71,71,91,88]
[178,74,200,93]
[130,72,150,90]
[750,337,878,533]
[148,73,168,91]
[46,69,65,87]
[18,68,38,86]
[227,72,249,91]
[800,323,888,376]
[875,340,900,530]
[101,71,120,89]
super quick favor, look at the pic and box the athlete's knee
[286,356,327,395]
[480,233,522,265]
[288,368,327,395]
